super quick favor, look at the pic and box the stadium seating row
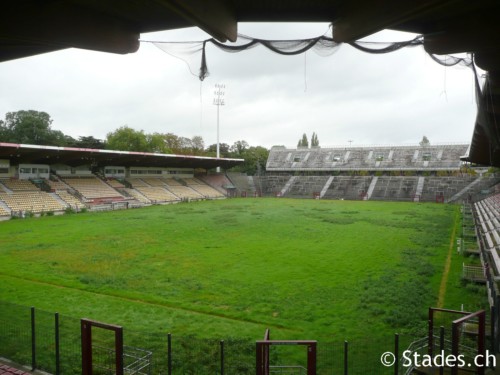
[251,174,493,202]
[0,204,10,216]
[126,177,224,200]
[0,174,227,217]
[120,188,152,204]
[266,144,470,171]
[134,186,180,203]
[45,178,70,191]
[105,179,126,189]
[0,178,38,191]
[473,193,500,274]
[0,191,65,213]
[55,190,86,210]
[61,176,125,201]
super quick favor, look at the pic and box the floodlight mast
[213,83,225,173]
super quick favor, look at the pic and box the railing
[462,264,486,282]
[398,337,429,375]
[0,301,427,375]
[1,300,494,375]
[269,365,307,374]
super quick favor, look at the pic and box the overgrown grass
[0,198,486,344]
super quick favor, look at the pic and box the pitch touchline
[436,208,459,308]
[0,273,299,332]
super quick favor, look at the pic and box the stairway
[364,176,378,200]
[446,176,483,203]
[279,176,297,197]
[414,177,425,202]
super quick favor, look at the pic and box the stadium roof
[0,143,244,170]
[1,1,499,167]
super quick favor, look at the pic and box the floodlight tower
[213,83,225,173]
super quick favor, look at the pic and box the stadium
[0,139,499,374]
[1,1,500,375]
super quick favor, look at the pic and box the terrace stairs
[447,176,483,203]
[364,176,378,200]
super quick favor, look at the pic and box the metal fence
[466,201,500,353]
[0,301,420,375]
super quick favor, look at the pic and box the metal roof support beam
[154,0,237,42]
[331,0,459,42]
[424,15,500,59]
[1,3,140,57]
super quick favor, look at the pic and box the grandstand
[473,192,500,274]
[164,183,204,201]
[266,144,470,172]
[0,142,497,217]
[228,144,499,203]
[0,190,66,214]
[182,177,226,199]
[60,176,126,203]
[133,186,180,203]
[0,143,243,218]
[0,173,230,216]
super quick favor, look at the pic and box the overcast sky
[0,23,477,149]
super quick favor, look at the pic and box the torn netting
[149,34,341,81]
[146,33,473,81]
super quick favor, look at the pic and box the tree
[206,143,230,158]
[147,133,170,153]
[244,146,269,175]
[106,126,149,151]
[190,136,205,155]
[419,136,430,147]
[0,119,8,141]
[1,110,67,146]
[74,136,105,149]
[228,145,269,175]
[230,140,249,156]
[178,137,193,154]
[297,133,309,148]
[163,133,182,153]
[311,132,319,147]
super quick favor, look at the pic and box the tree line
[0,110,269,174]
[297,132,319,148]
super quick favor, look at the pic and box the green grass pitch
[0,198,486,343]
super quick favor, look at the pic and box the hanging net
[143,32,474,81]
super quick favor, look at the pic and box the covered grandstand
[2,1,500,373]
[0,143,243,219]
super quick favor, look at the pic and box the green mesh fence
[0,300,420,375]
[0,302,32,368]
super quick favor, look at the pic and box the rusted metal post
[256,342,263,375]
[428,308,434,357]
[451,322,459,375]
[263,329,270,375]
[115,326,124,375]
[81,319,124,375]
[167,333,172,375]
[497,295,500,353]
[31,307,36,371]
[307,342,317,375]
[491,305,495,355]
[478,311,485,375]
[439,326,444,375]
[55,312,60,375]
[220,340,225,375]
[81,320,92,375]
[344,340,348,375]
[394,333,399,375]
